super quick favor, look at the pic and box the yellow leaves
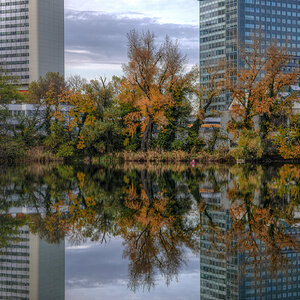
[53,110,64,122]
[123,137,130,147]
[85,115,96,126]
[77,172,85,188]
[227,41,299,137]
[124,111,142,136]
[123,175,130,184]
[85,196,96,207]
[77,134,85,150]
[122,185,174,236]
[120,81,174,138]
[51,90,97,150]
[274,114,300,159]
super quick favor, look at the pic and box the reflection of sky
[65,237,200,300]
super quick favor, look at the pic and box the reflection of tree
[0,171,29,249]
[226,165,299,275]
[1,162,298,293]
[120,169,200,291]
[0,215,27,250]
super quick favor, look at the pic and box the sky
[64,0,199,80]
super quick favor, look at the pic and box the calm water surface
[0,163,299,299]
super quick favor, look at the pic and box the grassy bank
[92,150,236,164]
[5,148,298,165]
[0,146,63,164]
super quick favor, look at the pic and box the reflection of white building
[0,226,65,300]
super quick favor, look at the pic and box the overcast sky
[64,0,199,80]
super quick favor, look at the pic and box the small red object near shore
[190,159,196,167]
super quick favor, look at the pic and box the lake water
[0,163,299,299]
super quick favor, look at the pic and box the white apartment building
[0,0,64,89]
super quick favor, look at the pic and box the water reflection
[0,163,299,299]
[0,226,64,299]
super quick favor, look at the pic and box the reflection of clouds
[65,9,198,77]
[65,237,200,299]
[65,237,129,288]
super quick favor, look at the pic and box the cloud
[65,0,199,25]
[65,9,198,78]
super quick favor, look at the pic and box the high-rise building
[0,0,64,89]
[199,0,300,110]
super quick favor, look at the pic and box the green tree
[26,72,67,104]
[0,68,22,104]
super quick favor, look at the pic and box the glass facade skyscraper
[0,0,64,89]
[199,0,300,110]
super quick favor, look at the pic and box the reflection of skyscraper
[200,184,300,300]
[200,186,239,300]
[0,226,65,299]
[239,226,300,300]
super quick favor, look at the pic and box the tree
[193,61,225,126]
[67,75,87,93]
[26,72,67,104]
[226,38,267,134]
[0,68,22,104]
[226,38,299,157]
[273,114,300,159]
[257,45,299,142]
[0,69,25,159]
[83,76,116,120]
[119,30,194,152]
[46,90,97,157]
[73,77,124,157]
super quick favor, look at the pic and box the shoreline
[0,149,299,165]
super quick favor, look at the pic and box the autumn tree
[191,61,225,133]
[273,114,300,159]
[45,76,124,158]
[26,72,67,104]
[45,89,97,158]
[257,45,299,142]
[226,38,299,158]
[119,30,195,152]
[226,38,267,134]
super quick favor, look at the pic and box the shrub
[231,129,263,161]
[171,139,184,150]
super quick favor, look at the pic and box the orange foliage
[226,39,299,137]
[50,90,97,149]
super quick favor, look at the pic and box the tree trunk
[141,169,153,204]
[141,119,153,152]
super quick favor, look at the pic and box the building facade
[0,0,64,89]
[199,0,300,110]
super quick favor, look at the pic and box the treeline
[0,31,299,161]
